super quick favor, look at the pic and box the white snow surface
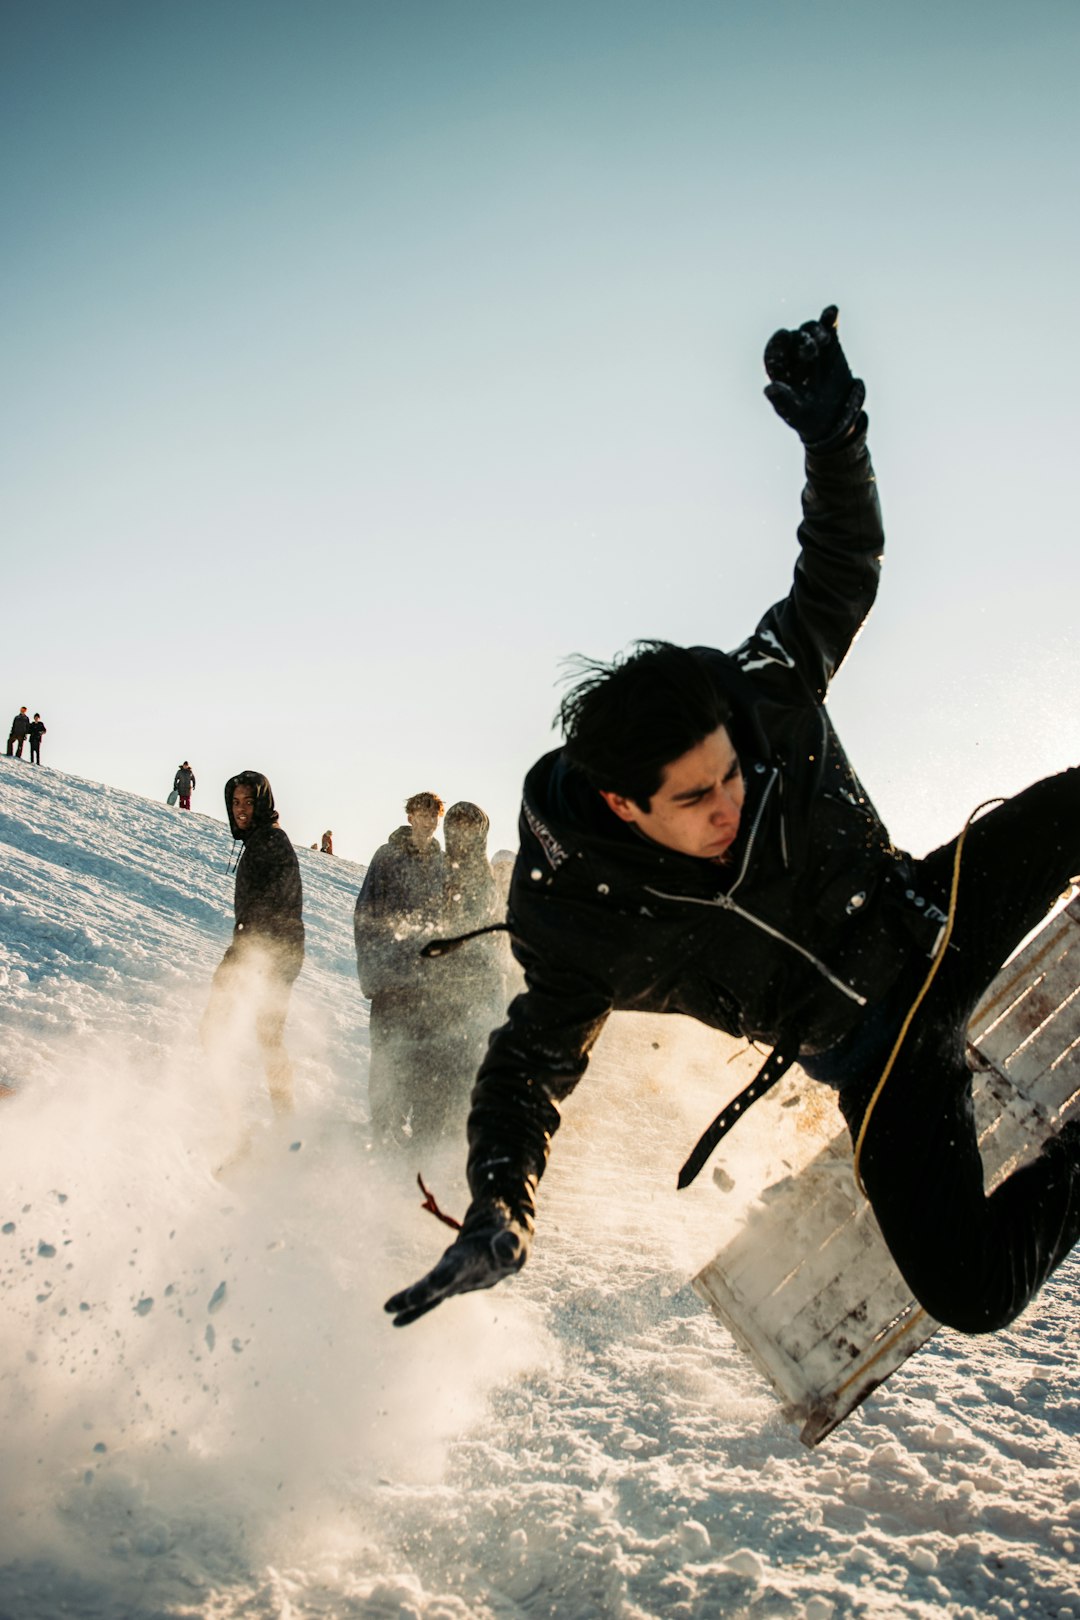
[1,756,1079,1620]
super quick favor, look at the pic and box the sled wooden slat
[982,983,1080,1090]
[715,1143,854,1290]
[750,1198,887,1345]
[977,1104,1041,1183]
[1030,1058,1080,1121]
[975,898,1078,1000]
[719,1164,855,1300]
[975,972,1080,1076]
[783,1228,928,1367]
[969,906,1080,1055]
[693,895,1080,1448]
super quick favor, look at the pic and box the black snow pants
[809,768,1080,1334]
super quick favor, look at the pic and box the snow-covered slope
[1,756,1079,1620]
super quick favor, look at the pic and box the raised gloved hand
[763,304,865,452]
[384,1198,531,1326]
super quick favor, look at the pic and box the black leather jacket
[465,424,943,1224]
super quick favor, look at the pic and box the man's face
[231,784,256,831]
[600,725,745,861]
[407,805,440,846]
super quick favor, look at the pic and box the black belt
[677,1038,800,1189]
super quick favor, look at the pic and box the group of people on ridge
[6,707,46,763]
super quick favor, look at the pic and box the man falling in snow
[387,306,1080,1336]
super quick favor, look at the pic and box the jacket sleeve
[465,942,613,1227]
[735,420,883,702]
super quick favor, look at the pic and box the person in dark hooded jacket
[201,770,305,1115]
[386,305,1080,1338]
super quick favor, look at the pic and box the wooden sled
[693,893,1080,1447]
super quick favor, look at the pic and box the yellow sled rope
[852,797,1004,1197]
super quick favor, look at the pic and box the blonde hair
[405,791,444,816]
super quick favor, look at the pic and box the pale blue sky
[4,0,1078,862]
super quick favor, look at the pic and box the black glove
[384,1199,531,1326]
[763,304,865,452]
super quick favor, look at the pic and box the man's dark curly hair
[557,640,732,810]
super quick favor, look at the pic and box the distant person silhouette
[320,830,334,854]
[6,708,29,759]
[173,761,196,810]
[28,714,46,766]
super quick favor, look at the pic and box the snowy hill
[0,761,366,1089]
[1,757,1079,1619]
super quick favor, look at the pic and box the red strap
[417,1173,462,1231]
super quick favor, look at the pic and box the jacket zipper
[643,765,867,1008]
[727,767,776,896]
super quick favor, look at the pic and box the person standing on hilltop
[6,708,30,759]
[173,761,196,810]
[200,771,305,1117]
[28,714,46,765]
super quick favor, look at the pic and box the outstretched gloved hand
[763,304,865,452]
[384,1199,531,1326]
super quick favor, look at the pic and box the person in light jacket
[174,761,196,810]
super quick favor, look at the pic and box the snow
[1,755,1079,1619]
